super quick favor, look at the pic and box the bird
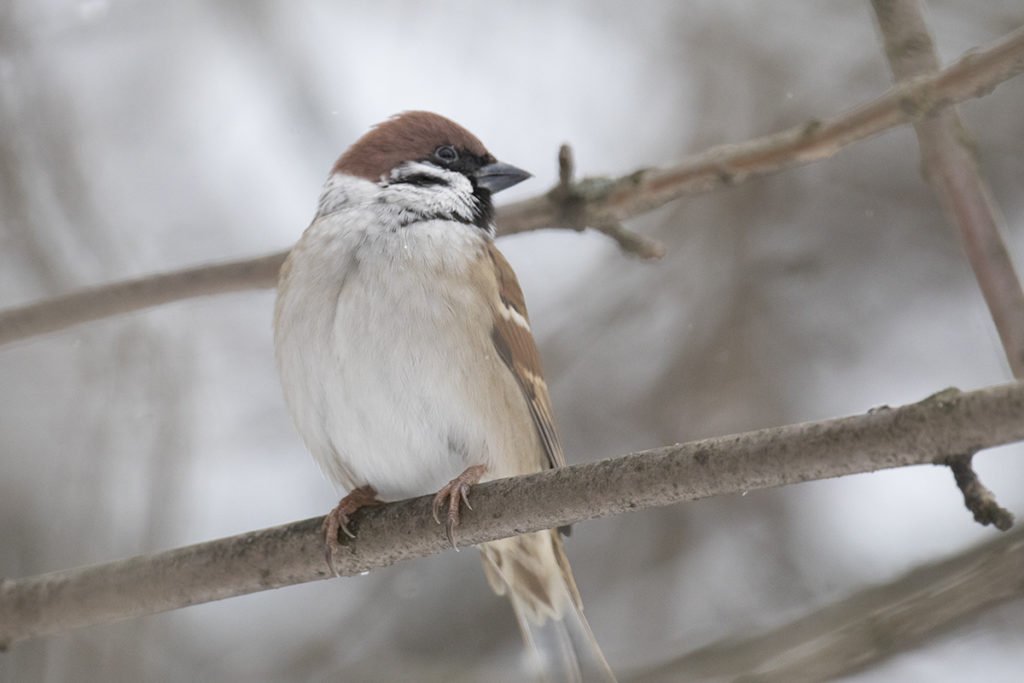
[274,111,615,681]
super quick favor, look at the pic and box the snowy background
[2,1,1023,681]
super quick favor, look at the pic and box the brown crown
[333,111,491,181]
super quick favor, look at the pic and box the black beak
[474,161,531,194]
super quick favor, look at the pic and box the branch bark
[3,22,1024,347]
[869,0,1021,533]
[0,253,286,346]
[944,452,1015,530]
[632,525,1024,683]
[2,381,1023,648]
[871,0,1024,378]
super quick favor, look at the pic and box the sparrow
[274,111,614,681]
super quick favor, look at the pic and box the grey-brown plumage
[274,111,614,681]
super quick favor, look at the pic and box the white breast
[275,181,539,501]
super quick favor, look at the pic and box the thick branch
[633,525,1024,683]
[3,22,1024,347]
[872,0,1024,378]
[2,381,1023,648]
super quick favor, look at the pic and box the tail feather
[480,530,616,682]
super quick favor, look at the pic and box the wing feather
[486,244,566,471]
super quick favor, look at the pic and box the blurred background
[2,1,1023,681]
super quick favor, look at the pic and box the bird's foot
[432,464,487,550]
[322,485,381,575]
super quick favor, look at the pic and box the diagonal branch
[871,0,1024,379]
[500,21,1024,236]
[2,381,1023,648]
[632,525,1024,683]
[2,22,1024,347]
[871,0,1022,532]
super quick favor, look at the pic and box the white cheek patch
[314,163,490,238]
[380,161,481,224]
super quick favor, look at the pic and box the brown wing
[486,244,566,470]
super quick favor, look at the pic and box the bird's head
[326,111,531,231]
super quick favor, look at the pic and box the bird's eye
[434,145,459,163]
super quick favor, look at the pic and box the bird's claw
[322,485,380,575]
[431,465,487,550]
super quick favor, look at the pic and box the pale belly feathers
[275,209,540,501]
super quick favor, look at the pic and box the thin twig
[2,23,1024,347]
[2,381,1023,647]
[557,143,574,189]
[871,0,1024,378]
[0,253,285,347]
[945,453,1015,530]
[588,215,666,260]
[548,143,665,259]
[632,526,1024,683]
